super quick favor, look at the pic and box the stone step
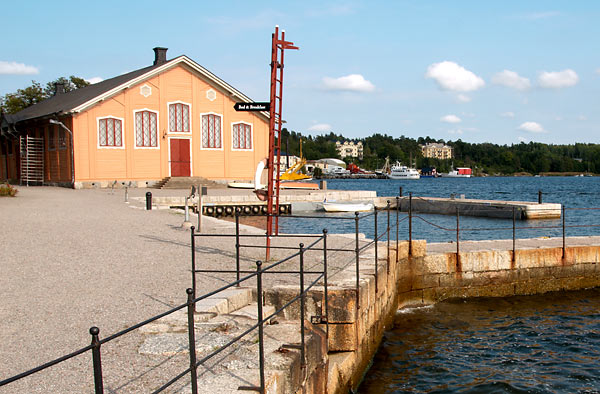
[230,303,276,323]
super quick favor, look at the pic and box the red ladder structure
[266,26,298,254]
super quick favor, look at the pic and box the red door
[170,139,190,176]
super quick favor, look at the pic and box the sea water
[280,177,600,393]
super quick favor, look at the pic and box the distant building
[336,140,363,160]
[420,143,453,159]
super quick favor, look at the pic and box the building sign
[234,102,270,111]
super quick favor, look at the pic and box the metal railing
[4,195,598,392]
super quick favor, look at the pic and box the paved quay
[0,186,364,393]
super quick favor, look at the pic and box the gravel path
[0,186,363,393]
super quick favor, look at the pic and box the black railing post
[386,200,390,270]
[256,260,265,393]
[512,207,516,263]
[299,243,306,368]
[89,327,104,394]
[399,186,403,197]
[562,205,566,260]
[409,192,413,257]
[235,209,241,285]
[191,226,196,300]
[395,196,399,263]
[186,288,198,394]
[456,208,460,267]
[374,208,379,293]
[538,190,543,204]
[322,229,329,344]
[354,212,360,309]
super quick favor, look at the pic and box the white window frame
[97,116,125,149]
[167,136,193,177]
[133,109,160,150]
[167,101,192,134]
[200,112,223,151]
[231,121,254,151]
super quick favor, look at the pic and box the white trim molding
[199,112,224,151]
[166,100,192,134]
[133,108,160,150]
[96,115,126,149]
[231,121,254,151]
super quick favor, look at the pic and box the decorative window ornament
[206,89,217,101]
[232,123,252,150]
[140,84,152,98]
[169,103,190,132]
[135,110,158,147]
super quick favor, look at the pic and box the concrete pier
[375,195,561,219]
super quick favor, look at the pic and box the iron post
[256,261,265,392]
[456,208,460,268]
[191,227,196,300]
[235,210,241,285]
[409,192,413,257]
[374,209,378,293]
[354,212,360,309]
[146,192,152,210]
[186,288,198,394]
[299,243,306,368]
[322,229,329,344]
[562,205,566,260]
[395,196,399,263]
[538,190,542,204]
[512,207,516,263]
[89,327,104,394]
[386,200,390,270]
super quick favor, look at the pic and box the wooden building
[0,48,269,188]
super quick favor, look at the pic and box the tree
[1,76,90,114]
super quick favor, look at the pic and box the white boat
[387,162,420,180]
[321,201,374,212]
[440,167,472,178]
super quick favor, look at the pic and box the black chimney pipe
[153,47,168,65]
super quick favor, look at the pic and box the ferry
[387,162,420,180]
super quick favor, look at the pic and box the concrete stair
[154,176,225,190]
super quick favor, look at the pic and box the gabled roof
[6,54,268,125]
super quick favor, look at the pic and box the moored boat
[387,162,420,180]
[321,201,374,212]
[440,167,472,178]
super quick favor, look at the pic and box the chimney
[153,47,168,65]
[54,82,65,95]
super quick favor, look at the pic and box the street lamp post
[49,119,75,187]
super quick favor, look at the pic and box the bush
[0,183,18,197]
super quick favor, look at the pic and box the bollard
[538,190,543,204]
[145,192,152,210]
[399,186,403,197]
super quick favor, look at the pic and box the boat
[387,162,420,180]
[440,167,472,178]
[321,201,374,212]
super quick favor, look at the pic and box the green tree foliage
[277,129,599,175]
[1,76,90,114]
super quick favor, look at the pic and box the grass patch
[0,183,18,197]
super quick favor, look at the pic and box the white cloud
[448,129,464,135]
[425,61,485,92]
[518,136,528,143]
[538,69,579,88]
[0,61,39,75]
[501,111,515,118]
[491,70,531,90]
[86,77,103,84]
[307,123,332,132]
[322,74,375,92]
[441,114,461,124]
[457,94,471,102]
[518,121,546,133]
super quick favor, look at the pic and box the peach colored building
[0,48,269,188]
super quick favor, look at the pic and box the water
[358,289,600,393]
[295,177,600,393]
[278,177,600,242]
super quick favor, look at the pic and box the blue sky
[2,1,599,145]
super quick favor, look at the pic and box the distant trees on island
[281,129,600,175]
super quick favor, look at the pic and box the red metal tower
[266,26,298,250]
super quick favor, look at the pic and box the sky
[2,1,600,145]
